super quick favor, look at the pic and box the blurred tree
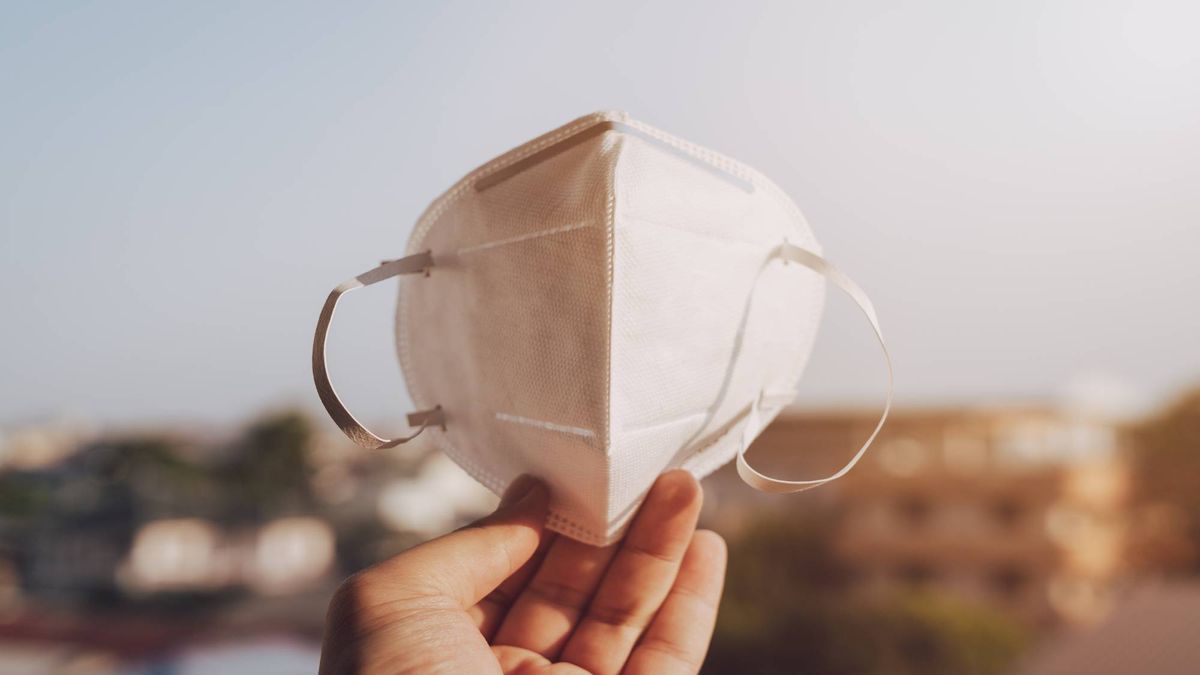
[225,410,317,519]
[1129,387,1200,574]
[0,411,340,610]
[0,472,52,518]
[77,437,209,517]
[6,438,204,603]
[705,514,1026,675]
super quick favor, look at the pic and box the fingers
[470,530,557,639]
[491,536,619,657]
[625,530,727,675]
[491,646,591,675]
[558,470,703,675]
[358,475,550,609]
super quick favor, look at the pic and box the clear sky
[2,1,1198,430]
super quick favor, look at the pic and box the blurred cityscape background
[4,1,1199,673]
[2,390,1200,674]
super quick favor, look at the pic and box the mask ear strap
[312,251,445,449]
[736,243,893,493]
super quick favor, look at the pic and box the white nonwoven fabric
[315,110,890,545]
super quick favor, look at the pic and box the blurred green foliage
[0,474,51,517]
[705,513,1027,675]
[228,410,318,517]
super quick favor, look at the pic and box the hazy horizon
[3,1,1198,431]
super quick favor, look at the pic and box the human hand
[319,470,726,675]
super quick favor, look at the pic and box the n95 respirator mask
[313,111,892,545]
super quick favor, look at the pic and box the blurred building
[0,419,497,611]
[706,406,1131,627]
[0,415,497,672]
[1015,582,1200,675]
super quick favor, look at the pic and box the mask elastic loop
[312,251,445,449]
[735,243,893,493]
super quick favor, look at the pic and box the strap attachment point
[407,406,445,430]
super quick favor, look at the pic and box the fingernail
[500,474,540,508]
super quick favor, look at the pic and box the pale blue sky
[3,1,1199,429]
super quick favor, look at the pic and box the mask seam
[603,131,619,527]
[494,412,597,441]
[548,511,614,546]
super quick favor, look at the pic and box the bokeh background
[2,1,1198,673]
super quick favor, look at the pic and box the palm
[321,471,725,675]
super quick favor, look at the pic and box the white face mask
[313,111,892,545]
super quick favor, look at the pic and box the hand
[319,470,726,675]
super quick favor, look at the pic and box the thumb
[381,475,549,607]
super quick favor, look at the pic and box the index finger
[356,477,550,608]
